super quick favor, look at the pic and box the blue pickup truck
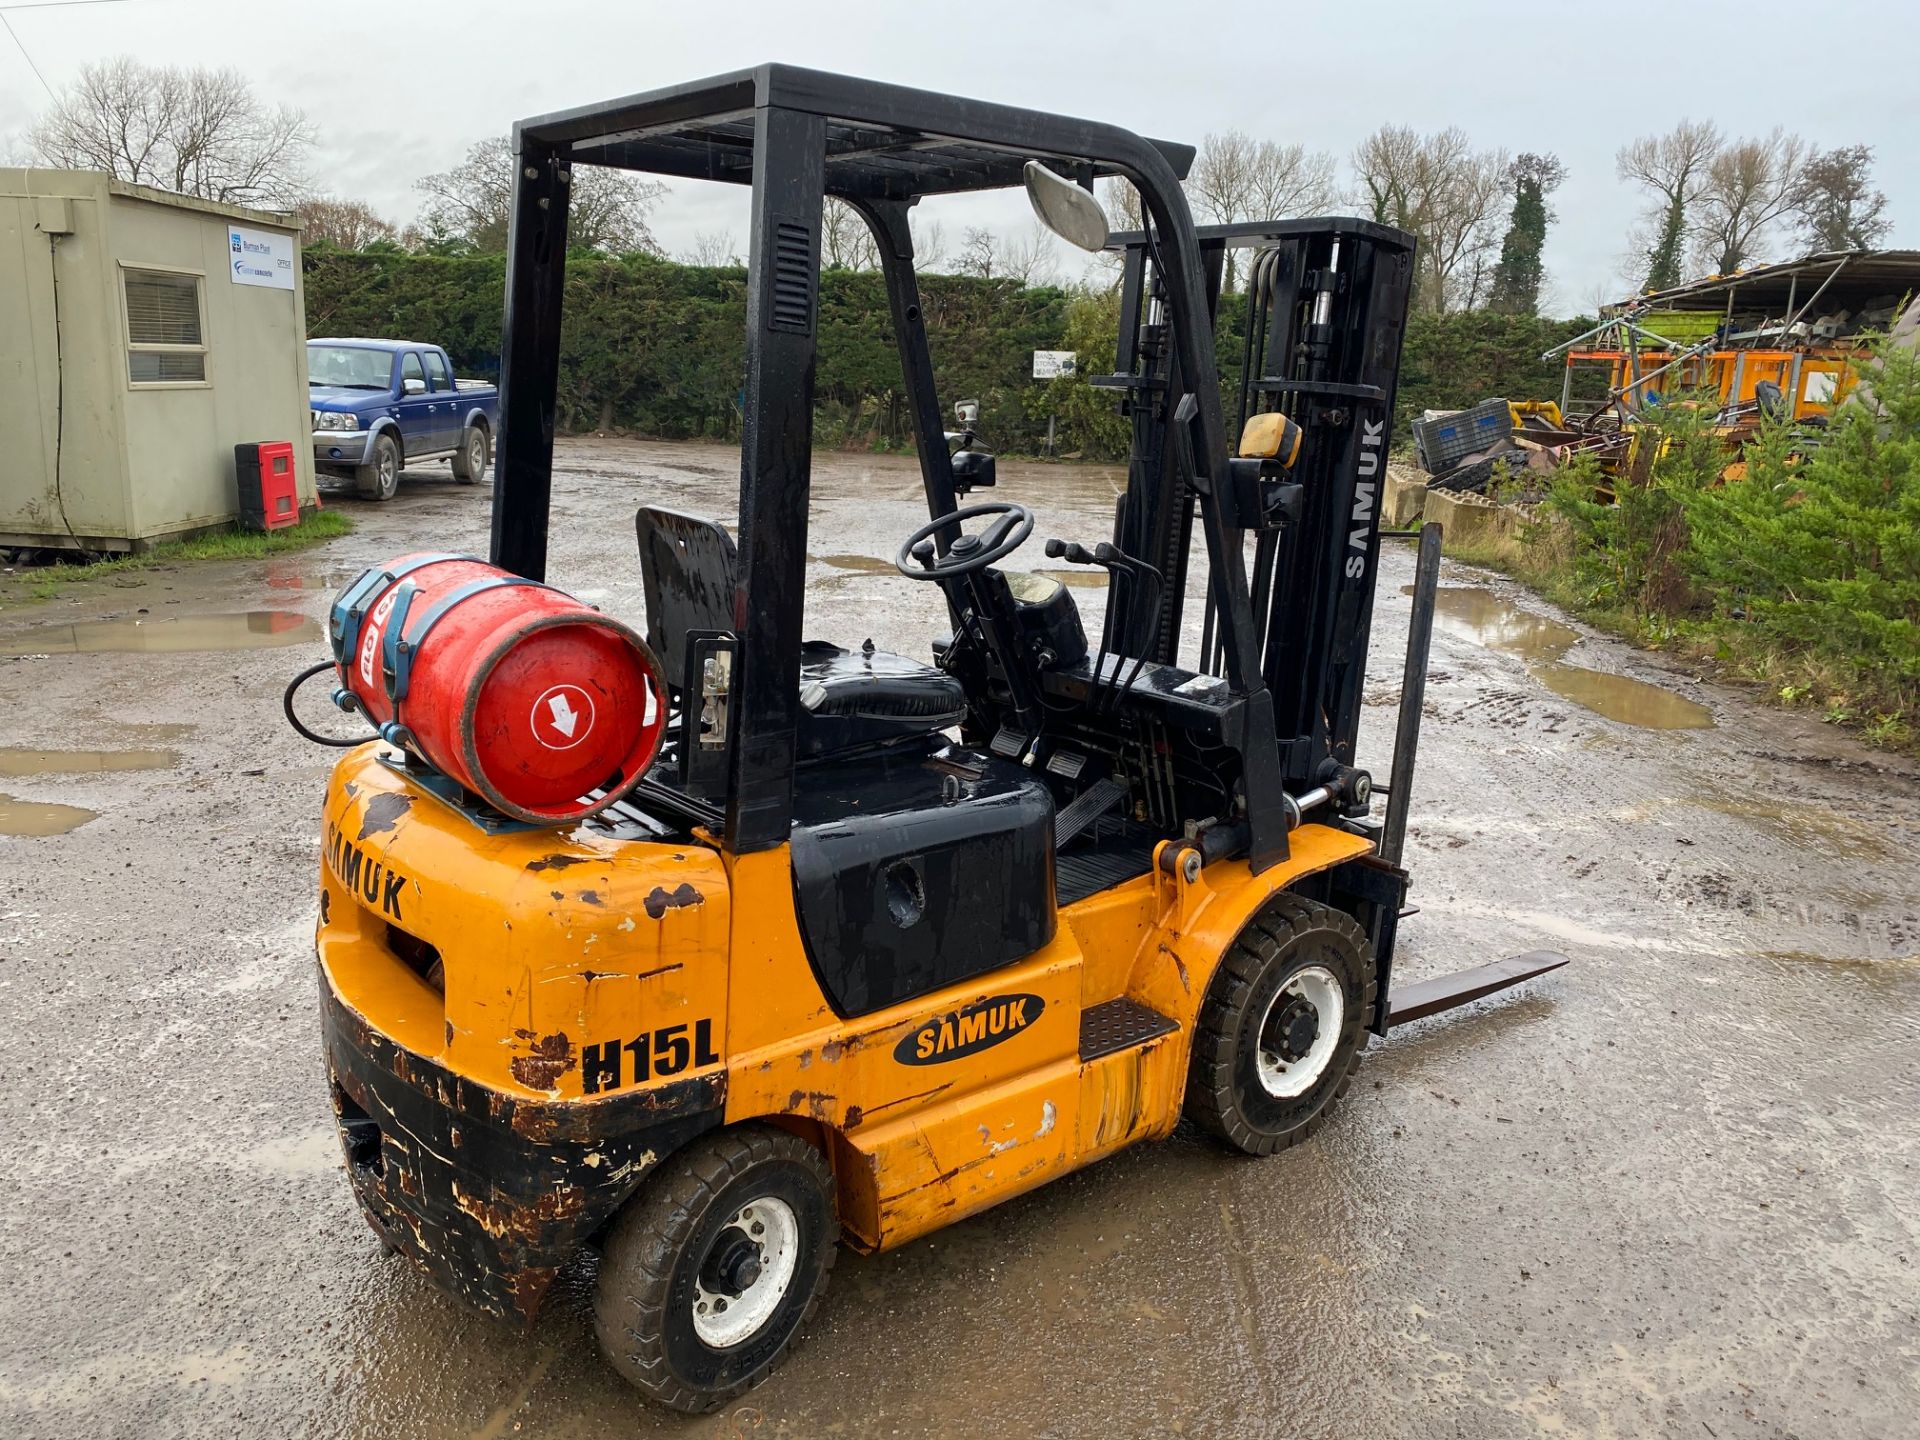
[307,339,501,501]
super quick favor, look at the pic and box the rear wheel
[1184,894,1374,1154]
[593,1125,837,1413]
[451,423,489,485]
[354,433,401,501]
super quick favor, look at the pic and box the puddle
[1696,793,1889,860]
[0,795,97,836]
[1411,585,1713,730]
[813,553,898,576]
[1533,663,1716,730]
[0,747,177,777]
[0,610,321,655]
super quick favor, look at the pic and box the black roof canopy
[515,63,1195,199]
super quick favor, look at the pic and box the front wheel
[354,433,401,501]
[1184,894,1374,1155]
[593,1124,837,1413]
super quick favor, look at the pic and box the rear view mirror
[951,449,996,493]
[402,377,427,395]
[1024,161,1109,253]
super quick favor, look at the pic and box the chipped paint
[508,1032,576,1090]
[357,791,412,840]
[642,882,703,919]
[524,853,590,873]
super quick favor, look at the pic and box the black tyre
[450,423,489,485]
[354,432,401,501]
[1431,454,1498,493]
[593,1124,837,1413]
[1185,894,1375,1155]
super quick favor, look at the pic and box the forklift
[302,65,1565,1413]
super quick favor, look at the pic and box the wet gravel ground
[1,437,1916,1439]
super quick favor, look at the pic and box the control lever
[1043,538,1164,713]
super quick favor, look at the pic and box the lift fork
[1378,521,1569,1027]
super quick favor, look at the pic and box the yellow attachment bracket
[1237,412,1304,467]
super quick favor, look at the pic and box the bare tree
[955,226,999,278]
[820,198,879,269]
[1000,222,1060,287]
[911,215,947,272]
[1189,130,1336,289]
[1616,119,1720,290]
[683,230,740,267]
[30,57,312,207]
[295,196,396,250]
[1102,176,1144,234]
[1352,125,1505,311]
[415,136,664,255]
[1791,144,1890,253]
[1694,129,1810,274]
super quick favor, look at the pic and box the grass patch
[1,510,353,608]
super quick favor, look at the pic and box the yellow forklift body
[317,744,1370,1277]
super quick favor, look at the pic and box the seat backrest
[634,506,737,685]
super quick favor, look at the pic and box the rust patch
[357,791,412,840]
[443,1020,453,1048]
[526,853,590,873]
[845,1104,864,1127]
[643,882,703,919]
[318,890,330,924]
[549,890,564,902]
[343,781,359,797]
[576,889,604,907]
[509,1032,577,1090]
[784,1088,837,1119]
[450,1180,588,1241]
[821,1036,853,1062]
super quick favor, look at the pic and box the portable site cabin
[0,169,316,553]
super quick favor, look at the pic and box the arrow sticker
[530,683,594,750]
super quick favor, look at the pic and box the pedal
[1054,776,1127,847]
[1045,748,1088,780]
[990,724,1026,759]
[1079,997,1177,1061]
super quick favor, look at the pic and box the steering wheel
[895,502,1036,579]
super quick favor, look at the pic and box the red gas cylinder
[328,554,666,824]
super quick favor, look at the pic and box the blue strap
[383,575,548,704]
[329,552,465,665]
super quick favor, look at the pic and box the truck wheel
[1184,894,1374,1155]
[355,433,401,501]
[593,1124,837,1414]
[450,424,489,485]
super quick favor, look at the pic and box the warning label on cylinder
[531,683,595,750]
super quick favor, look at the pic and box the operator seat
[634,506,964,759]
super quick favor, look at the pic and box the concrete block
[1425,488,1506,550]
[1383,466,1427,528]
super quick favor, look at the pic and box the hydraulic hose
[283,659,375,748]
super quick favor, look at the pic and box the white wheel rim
[1255,964,1344,1099]
[692,1196,799,1349]
[468,434,484,470]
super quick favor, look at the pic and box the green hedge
[302,249,1586,458]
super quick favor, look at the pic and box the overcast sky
[3,0,1915,314]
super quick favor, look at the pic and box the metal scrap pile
[1411,399,1618,497]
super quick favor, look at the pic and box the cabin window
[124,268,207,385]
